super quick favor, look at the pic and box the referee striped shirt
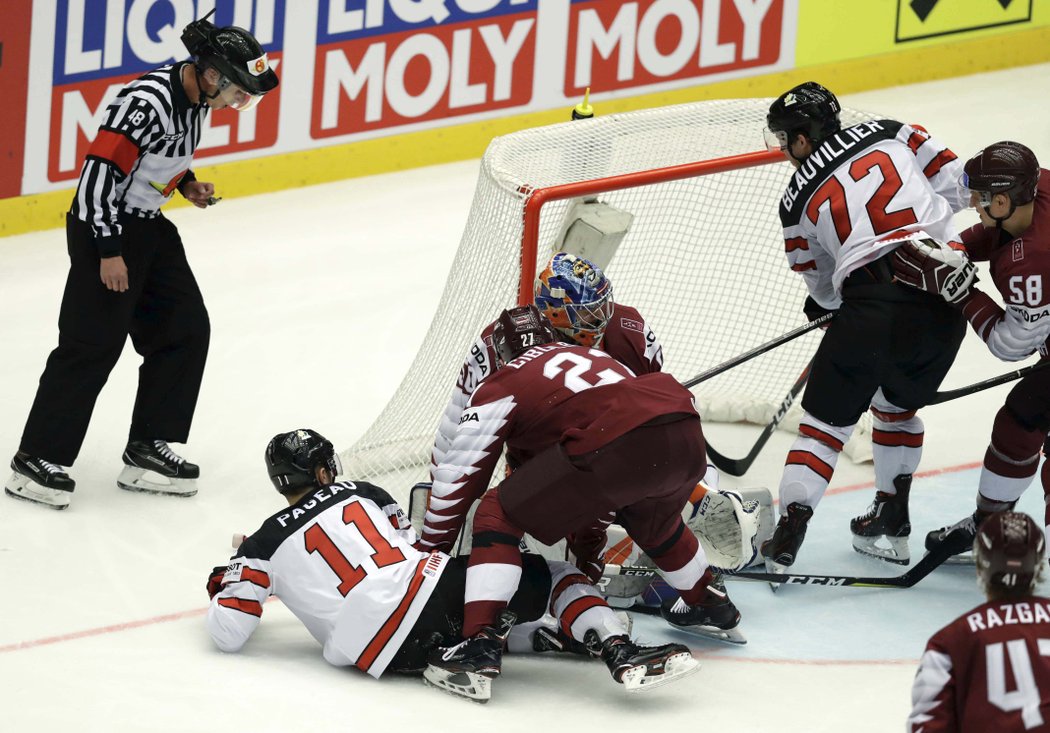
[70,63,209,256]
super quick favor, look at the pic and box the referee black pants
[20,214,210,466]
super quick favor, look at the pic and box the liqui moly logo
[311,0,538,137]
[47,0,285,183]
[566,0,789,97]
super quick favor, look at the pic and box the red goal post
[341,100,875,505]
[516,150,784,304]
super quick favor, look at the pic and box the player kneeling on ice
[908,511,1050,732]
[420,305,745,698]
[205,429,698,703]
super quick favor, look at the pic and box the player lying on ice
[205,429,699,703]
[419,304,749,701]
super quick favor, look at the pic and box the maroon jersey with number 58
[420,342,698,552]
[908,596,1050,732]
[958,172,1050,362]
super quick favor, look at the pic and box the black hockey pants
[20,213,210,465]
[801,265,965,427]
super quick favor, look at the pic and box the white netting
[341,98,876,506]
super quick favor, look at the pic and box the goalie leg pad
[688,486,771,571]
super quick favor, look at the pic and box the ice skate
[4,452,75,509]
[849,474,911,565]
[532,611,632,655]
[659,578,745,645]
[423,611,516,703]
[760,502,814,592]
[925,511,987,564]
[586,631,700,692]
[117,440,199,496]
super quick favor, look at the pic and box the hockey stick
[930,359,1050,405]
[599,563,659,598]
[705,362,813,477]
[682,313,832,389]
[727,540,954,589]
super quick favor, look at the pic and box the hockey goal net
[340,98,875,506]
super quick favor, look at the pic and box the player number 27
[543,351,626,393]
[304,502,407,596]
[986,638,1050,729]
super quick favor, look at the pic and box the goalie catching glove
[891,236,977,305]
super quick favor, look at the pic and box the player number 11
[304,502,408,596]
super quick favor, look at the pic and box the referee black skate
[4,13,277,509]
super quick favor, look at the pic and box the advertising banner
[13,0,798,198]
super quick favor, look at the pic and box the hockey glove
[568,513,614,584]
[891,238,977,305]
[207,565,228,600]
[803,295,836,324]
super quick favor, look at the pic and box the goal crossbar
[517,149,785,303]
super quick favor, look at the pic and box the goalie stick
[728,540,954,589]
[705,363,812,477]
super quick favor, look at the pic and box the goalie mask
[182,12,279,112]
[959,141,1040,223]
[534,253,614,348]
[764,81,841,153]
[974,511,1045,598]
[265,429,341,494]
[493,304,557,366]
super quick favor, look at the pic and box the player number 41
[987,638,1050,729]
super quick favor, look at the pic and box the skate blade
[117,466,197,496]
[422,665,492,703]
[621,652,701,693]
[4,473,71,509]
[669,622,747,645]
[851,535,910,565]
[763,558,789,593]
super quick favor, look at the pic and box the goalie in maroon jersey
[760,81,970,572]
[427,251,754,603]
[892,141,1050,558]
[206,428,698,703]
[420,305,742,701]
[908,511,1050,732]
[430,252,663,475]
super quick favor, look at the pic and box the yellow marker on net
[572,87,594,120]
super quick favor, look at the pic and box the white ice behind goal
[340,98,875,506]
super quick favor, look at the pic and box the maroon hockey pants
[464,417,709,636]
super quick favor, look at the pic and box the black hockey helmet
[182,12,279,99]
[265,429,339,494]
[960,141,1040,209]
[975,511,1045,598]
[765,81,841,150]
[493,304,557,366]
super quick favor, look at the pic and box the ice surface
[2,65,1049,732]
